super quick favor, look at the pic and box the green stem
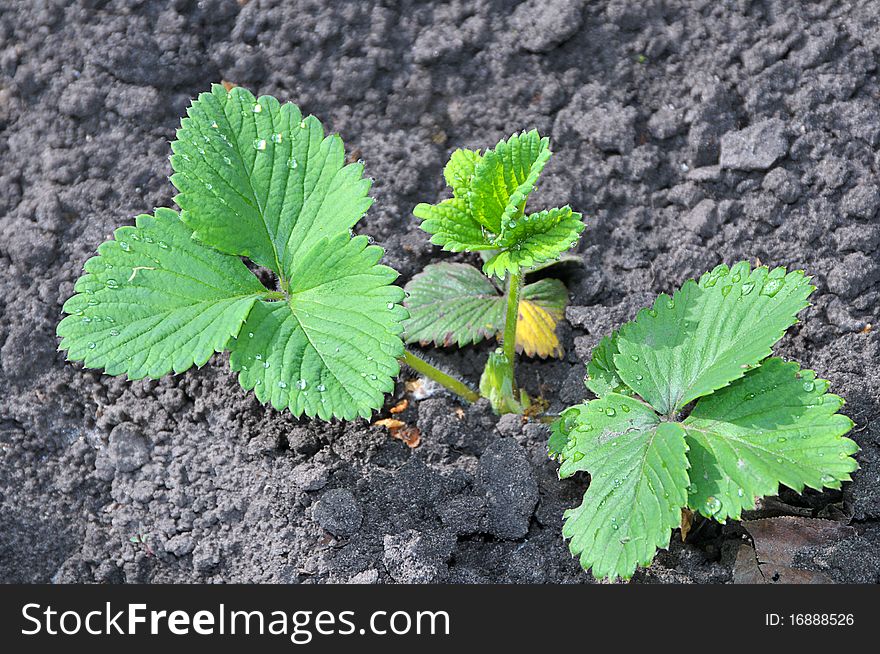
[501,267,523,384]
[403,350,480,404]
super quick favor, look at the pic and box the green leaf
[403,262,503,348]
[586,333,632,398]
[613,262,814,415]
[170,84,372,281]
[483,207,585,278]
[470,130,551,233]
[556,394,690,581]
[413,199,494,253]
[57,208,268,380]
[443,148,482,196]
[229,234,406,421]
[402,262,569,357]
[683,357,859,522]
[414,130,583,277]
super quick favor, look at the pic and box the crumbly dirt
[1,0,878,583]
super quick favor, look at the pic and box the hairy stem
[501,267,523,387]
[403,350,480,404]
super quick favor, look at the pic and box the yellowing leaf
[516,297,562,358]
[514,277,567,359]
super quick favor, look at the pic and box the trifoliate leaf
[57,208,268,380]
[170,84,372,282]
[229,234,406,421]
[613,262,814,415]
[402,262,568,358]
[586,332,632,398]
[414,130,583,278]
[556,394,690,581]
[683,358,859,522]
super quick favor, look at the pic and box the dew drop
[572,452,584,462]
[252,103,262,113]
[605,407,616,417]
[741,281,755,296]
[119,241,130,251]
[705,496,722,515]
[621,404,630,413]
[369,374,377,380]
[248,332,254,338]
[211,121,218,129]
[721,284,732,297]
[297,379,307,390]
[761,278,784,297]
[635,374,643,381]
[105,279,119,289]
[737,488,745,498]
[387,302,394,309]
[802,380,815,392]
[157,241,169,250]
[317,384,326,392]
[630,354,639,362]
[278,381,287,389]
[253,138,267,151]
[299,120,306,129]
[288,157,298,169]
[87,341,96,349]
[263,361,270,369]
[271,132,283,144]
[110,330,119,337]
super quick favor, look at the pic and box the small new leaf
[58,208,268,379]
[403,262,567,358]
[413,130,584,277]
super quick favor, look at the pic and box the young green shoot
[406,130,585,412]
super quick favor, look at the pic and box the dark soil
[1,0,878,584]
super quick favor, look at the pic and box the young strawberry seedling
[58,85,480,420]
[405,130,585,412]
[549,262,859,581]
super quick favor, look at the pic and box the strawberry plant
[58,85,480,420]
[549,262,859,581]
[58,88,584,423]
[405,130,585,412]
